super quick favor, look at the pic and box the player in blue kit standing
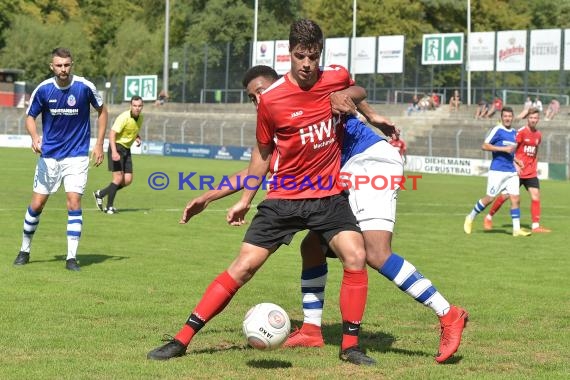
[463,107,531,237]
[13,47,108,271]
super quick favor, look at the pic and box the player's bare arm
[180,145,272,224]
[91,105,108,167]
[330,87,363,115]
[357,99,398,138]
[179,167,249,224]
[332,86,398,138]
[226,142,271,226]
[25,115,42,154]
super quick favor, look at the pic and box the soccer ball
[242,302,291,350]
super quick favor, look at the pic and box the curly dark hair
[241,65,279,89]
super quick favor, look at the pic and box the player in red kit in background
[389,135,407,164]
[484,107,551,233]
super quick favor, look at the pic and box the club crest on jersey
[67,95,77,107]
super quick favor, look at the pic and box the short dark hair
[289,19,323,53]
[501,106,514,116]
[242,65,279,89]
[131,95,143,103]
[526,107,540,116]
[51,47,72,60]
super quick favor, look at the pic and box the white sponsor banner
[351,36,376,74]
[469,32,495,71]
[405,155,548,179]
[405,155,481,176]
[325,37,349,68]
[496,30,527,72]
[377,35,405,73]
[529,29,561,71]
[0,134,32,148]
[274,40,290,75]
[253,40,275,68]
[564,29,570,70]
[0,135,146,156]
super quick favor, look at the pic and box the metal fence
[2,108,568,165]
[409,127,569,164]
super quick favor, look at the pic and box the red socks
[489,195,507,216]
[531,199,540,223]
[175,271,240,345]
[339,268,368,350]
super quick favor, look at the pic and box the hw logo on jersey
[298,116,340,148]
[523,145,537,156]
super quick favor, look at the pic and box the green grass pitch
[0,147,568,379]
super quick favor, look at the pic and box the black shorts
[107,143,133,173]
[520,176,539,190]
[243,194,361,250]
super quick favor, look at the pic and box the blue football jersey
[484,124,517,172]
[341,116,385,167]
[27,75,103,159]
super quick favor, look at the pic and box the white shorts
[33,156,89,195]
[340,140,403,232]
[486,170,519,197]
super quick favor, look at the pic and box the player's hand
[368,115,398,137]
[135,137,142,147]
[179,197,209,224]
[31,137,42,154]
[111,152,120,161]
[226,200,250,226]
[91,144,104,167]
[391,128,402,140]
[330,92,358,116]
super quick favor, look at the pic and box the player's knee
[342,246,367,269]
[365,248,392,270]
[229,247,269,285]
[29,197,47,212]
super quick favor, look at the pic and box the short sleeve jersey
[257,65,353,199]
[484,124,517,172]
[515,126,541,178]
[27,75,103,159]
[112,109,143,149]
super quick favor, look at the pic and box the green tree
[0,15,92,85]
[167,0,300,101]
[103,18,163,79]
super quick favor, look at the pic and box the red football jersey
[389,139,407,157]
[257,65,353,199]
[515,126,541,178]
